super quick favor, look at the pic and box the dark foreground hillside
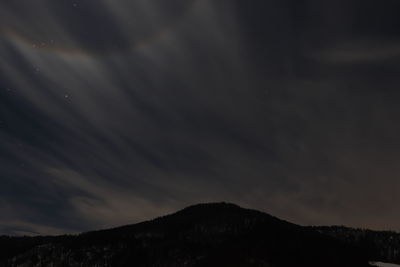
[313,226,400,265]
[0,203,372,267]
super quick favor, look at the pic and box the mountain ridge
[0,203,389,267]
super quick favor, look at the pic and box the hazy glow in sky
[1,0,400,235]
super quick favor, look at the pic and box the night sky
[1,0,400,236]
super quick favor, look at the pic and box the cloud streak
[1,0,400,235]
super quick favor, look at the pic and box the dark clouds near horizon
[1,0,400,235]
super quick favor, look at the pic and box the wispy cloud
[1,0,400,235]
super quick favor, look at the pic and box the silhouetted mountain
[313,226,400,265]
[0,203,373,267]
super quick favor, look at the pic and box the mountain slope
[0,203,372,267]
[313,226,400,265]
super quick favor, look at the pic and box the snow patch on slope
[371,262,400,267]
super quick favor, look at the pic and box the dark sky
[1,0,400,235]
